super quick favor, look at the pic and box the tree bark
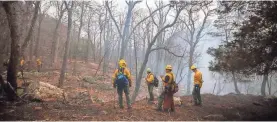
[186,48,193,94]
[59,1,74,88]
[119,2,135,59]
[73,1,85,75]
[261,73,268,96]
[20,1,40,56]
[3,1,23,100]
[34,15,43,59]
[50,3,65,66]
[232,71,241,94]
[103,5,109,74]
[85,15,92,63]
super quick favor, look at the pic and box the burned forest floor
[0,60,277,121]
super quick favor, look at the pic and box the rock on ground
[25,81,67,102]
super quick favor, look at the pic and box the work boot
[199,102,202,106]
[171,108,175,112]
[127,106,132,109]
[155,108,162,111]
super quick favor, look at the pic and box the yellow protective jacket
[194,70,203,88]
[112,68,132,86]
[36,59,42,66]
[146,73,154,84]
[161,72,175,87]
[20,59,24,66]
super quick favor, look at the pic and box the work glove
[113,83,116,88]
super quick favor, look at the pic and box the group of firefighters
[19,57,42,72]
[112,59,203,112]
[16,57,202,112]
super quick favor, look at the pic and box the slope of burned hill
[1,60,277,121]
[0,94,276,121]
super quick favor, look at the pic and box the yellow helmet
[165,65,172,70]
[146,68,151,73]
[118,59,127,68]
[190,65,196,70]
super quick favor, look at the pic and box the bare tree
[59,1,74,88]
[20,1,40,56]
[34,2,50,59]
[178,1,214,94]
[147,1,171,75]
[106,1,141,60]
[72,1,85,75]
[85,7,93,63]
[132,3,186,102]
[50,1,66,66]
[2,1,23,100]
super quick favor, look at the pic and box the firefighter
[112,59,132,109]
[157,65,175,112]
[145,68,154,103]
[191,65,203,106]
[36,57,42,72]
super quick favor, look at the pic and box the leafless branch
[178,35,192,46]
[146,1,158,27]
[127,3,170,41]
[64,1,69,10]
[150,47,183,57]
[105,1,123,40]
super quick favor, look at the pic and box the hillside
[0,94,276,121]
[0,61,277,121]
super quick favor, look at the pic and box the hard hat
[165,65,172,70]
[118,59,127,68]
[146,68,151,73]
[190,65,197,70]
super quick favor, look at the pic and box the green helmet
[146,68,151,73]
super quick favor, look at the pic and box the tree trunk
[93,31,96,62]
[73,1,85,75]
[186,48,193,94]
[232,71,241,94]
[28,35,35,70]
[85,16,91,63]
[50,6,65,66]
[261,73,268,96]
[103,6,108,74]
[34,19,42,59]
[267,74,272,95]
[119,2,135,59]
[20,1,40,56]
[3,1,23,100]
[59,2,74,88]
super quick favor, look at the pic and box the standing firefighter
[145,68,154,103]
[191,65,203,106]
[20,57,25,77]
[36,57,42,72]
[157,65,176,112]
[112,59,132,109]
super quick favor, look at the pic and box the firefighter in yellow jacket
[112,59,132,109]
[191,65,203,106]
[157,65,175,112]
[36,57,42,72]
[145,68,154,103]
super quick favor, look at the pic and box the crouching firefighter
[157,65,177,112]
[112,59,132,109]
